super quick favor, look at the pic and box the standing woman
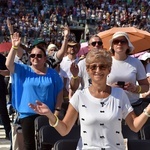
[29,49,150,150]
[107,31,149,107]
[6,33,63,150]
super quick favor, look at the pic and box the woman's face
[86,59,111,83]
[30,47,46,67]
[112,36,129,54]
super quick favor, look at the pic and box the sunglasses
[113,39,127,45]
[30,54,43,58]
[90,41,103,47]
[87,64,108,71]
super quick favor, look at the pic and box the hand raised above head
[63,26,70,38]
[11,32,21,47]
[28,100,51,116]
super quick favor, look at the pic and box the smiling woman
[107,31,149,105]
[29,48,150,150]
[5,32,64,150]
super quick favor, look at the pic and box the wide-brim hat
[68,41,80,52]
[109,31,134,53]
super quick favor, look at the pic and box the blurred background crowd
[0,0,150,49]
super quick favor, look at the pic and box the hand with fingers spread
[63,26,70,39]
[70,62,79,77]
[28,100,52,117]
[11,32,21,47]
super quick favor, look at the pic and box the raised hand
[11,32,21,47]
[63,26,70,38]
[70,62,79,77]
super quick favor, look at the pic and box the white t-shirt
[59,56,79,91]
[70,87,133,150]
[107,56,147,104]
[78,59,90,89]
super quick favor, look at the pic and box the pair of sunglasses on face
[87,64,109,71]
[30,54,43,58]
[90,41,103,47]
[113,39,127,45]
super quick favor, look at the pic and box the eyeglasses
[87,64,109,71]
[30,54,43,58]
[113,39,127,45]
[90,41,103,47]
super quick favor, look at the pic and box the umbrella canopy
[98,27,150,54]
[0,42,12,52]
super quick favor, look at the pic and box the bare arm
[29,100,78,136]
[125,104,150,132]
[70,63,81,92]
[54,90,63,116]
[0,70,10,76]
[5,32,21,73]
[7,17,24,58]
[56,26,70,60]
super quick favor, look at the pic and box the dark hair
[33,45,46,56]
[88,35,103,45]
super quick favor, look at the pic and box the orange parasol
[98,27,150,54]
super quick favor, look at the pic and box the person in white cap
[107,31,149,112]
[138,52,150,98]
[47,44,58,56]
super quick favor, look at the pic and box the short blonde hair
[86,48,112,67]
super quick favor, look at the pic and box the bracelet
[138,85,142,93]
[72,75,79,79]
[143,108,150,117]
[12,46,18,50]
[49,115,59,127]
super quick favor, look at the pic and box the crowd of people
[0,0,150,150]
[0,0,150,47]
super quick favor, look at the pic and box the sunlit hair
[86,48,112,67]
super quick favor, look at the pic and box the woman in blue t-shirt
[6,32,63,150]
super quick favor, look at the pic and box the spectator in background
[59,40,80,101]
[0,53,11,140]
[47,43,59,57]
[107,31,149,106]
[70,35,103,96]
[139,52,150,98]
[6,32,64,150]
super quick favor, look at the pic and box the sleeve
[78,59,84,78]
[69,90,80,112]
[121,89,134,119]
[136,59,147,80]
